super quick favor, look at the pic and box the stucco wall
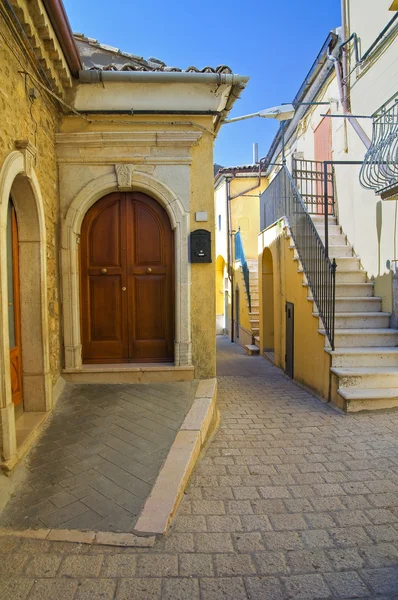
[230,177,267,259]
[190,128,216,378]
[0,17,61,384]
[57,114,216,379]
[258,223,331,400]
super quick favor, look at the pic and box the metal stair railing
[260,166,337,350]
[234,229,252,313]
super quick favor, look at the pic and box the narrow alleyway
[1,336,398,599]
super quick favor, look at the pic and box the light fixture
[223,103,295,124]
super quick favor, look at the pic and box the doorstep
[2,411,49,473]
[63,364,195,383]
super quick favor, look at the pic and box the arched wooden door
[80,192,174,363]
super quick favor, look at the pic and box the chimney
[253,143,258,164]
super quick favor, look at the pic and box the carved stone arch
[0,149,51,460]
[62,169,192,370]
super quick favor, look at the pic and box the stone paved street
[0,382,196,532]
[1,336,398,598]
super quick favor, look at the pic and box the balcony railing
[260,166,337,349]
[360,97,398,198]
[292,159,335,214]
[234,230,251,312]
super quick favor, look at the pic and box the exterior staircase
[291,215,398,412]
[243,258,261,355]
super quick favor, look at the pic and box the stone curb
[0,527,156,547]
[133,377,218,536]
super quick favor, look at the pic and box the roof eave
[42,0,82,77]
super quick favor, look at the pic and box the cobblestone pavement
[0,382,196,533]
[1,336,398,599]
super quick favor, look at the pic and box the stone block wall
[0,17,61,384]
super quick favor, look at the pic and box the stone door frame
[62,169,192,370]
[0,145,51,460]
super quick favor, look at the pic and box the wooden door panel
[133,203,163,265]
[89,202,121,267]
[80,192,174,364]
[127,193,174,362]
[134,275,165,339]
[131,275,169,360]
[81,193,128,362]
[89,276,123,340]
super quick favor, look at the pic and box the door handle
[122,287,126,291]
[101,268,108,274]
[146,268,152,274]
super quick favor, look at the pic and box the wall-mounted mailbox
[190,229,211,263]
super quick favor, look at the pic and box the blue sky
[64,0,341,167]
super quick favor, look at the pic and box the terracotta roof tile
[74,33,232,74]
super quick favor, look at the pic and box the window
[218,215,222,231]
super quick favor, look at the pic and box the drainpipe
[327,52,371,149]
[340,0,349,111]
[226,177,234,343]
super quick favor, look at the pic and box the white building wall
[267,1,398,313]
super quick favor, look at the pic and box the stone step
[294,254,360,271]
[245,344,260,356]
[246,292,259,300]
[319,233,347,245]
[299,267,367,284]
[322,312,391,330]
[310,297,382,313]
[251,327,260,334]
[337,387,398,413]
[335,283,374,297]
[334,257,361,271]
[331,366,398,389]
[328,244,355,258]
[314,224,342,235]
[327,347,398,367]
[254,336,260,348]
[335,270,367,284]
[334,297,382,312]
[322,328,398,347]
[311,215,338,224]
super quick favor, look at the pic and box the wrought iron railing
[360,97,398,197]
[234,230,251,312]
[293,159,335,214]
[260,166,337,349]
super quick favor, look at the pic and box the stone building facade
[0,0,248,467]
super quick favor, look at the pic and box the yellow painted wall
[59,114,217,379]
[230,176,267,259]
[216,256,225,315]
[190,124,216,378]
[0,16,61,384]
[258,222,331,400]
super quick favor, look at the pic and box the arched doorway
[0,149,51,460]
[80,191,175,363]
[262,248,274,357]
[216,256,225,334]
[235,286,240,341]
[7,198,23,417]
